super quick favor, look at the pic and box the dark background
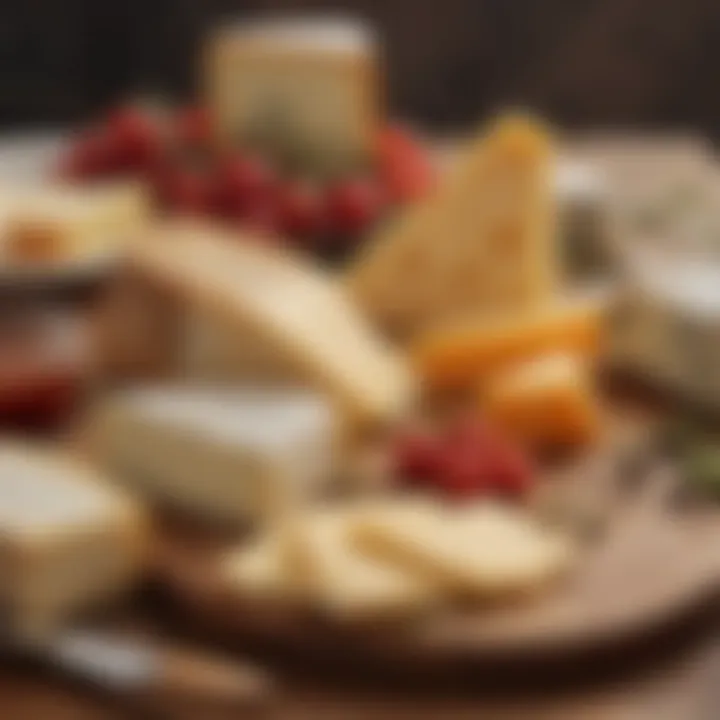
[2,0,720,136]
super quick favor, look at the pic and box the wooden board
[151,405,720,674]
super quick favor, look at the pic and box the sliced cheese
[483,352,600,447]
[277,505,436,620]
[2,181,151,263]
[88,385,336,526]
[351,500,574,601]
[222,535,286,602]
[124,220,415,426]
[411,296,604,390]
[346,114,557,334]
[0,443,146,636]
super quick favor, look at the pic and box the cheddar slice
[122,220,415,427]
[346,114,557,334]
[411,297,603,390]
[351,501,574,601]
[483,352,600,447]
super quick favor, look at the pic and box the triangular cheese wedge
[345,114,558,335]
[118,220,414,427]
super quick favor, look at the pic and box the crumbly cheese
[346,114,558,335]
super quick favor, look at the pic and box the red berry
[107,105,164,171]
[57,129,120,180]
[232,198,281,239]
[326,178,383,236]
[216,154,277,217]
[437,448,488,498]
[175,106,213,149]
[276,180,326,239]
[485,443,533,498]
[393,431,444,483]
[376,124,435,204]
[156,166,209,214]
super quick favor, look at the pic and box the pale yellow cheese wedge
[351,501,574,601]
[346,114,558,335]
[128,220,416,427]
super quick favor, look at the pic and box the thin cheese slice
[351,501,574,601]
[346,114,558,335]
[127,220,415,426]
[278,506,437,620]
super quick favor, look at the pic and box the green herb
[682,444,720,498]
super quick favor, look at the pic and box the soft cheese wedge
[88,386,336,526]
[120,220,415,427]
[278,505,437,621]
[351,501,574,601]
[346,114,557,335]
[0,443,146,636]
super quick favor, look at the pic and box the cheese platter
[5,13,720,698]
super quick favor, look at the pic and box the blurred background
[4,0,720,134]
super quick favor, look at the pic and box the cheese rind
[346,114,558,334]
[121,220,415,426]
[0,443,146,636]
[88,386,337,526]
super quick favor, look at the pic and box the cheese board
[146,403,720,674]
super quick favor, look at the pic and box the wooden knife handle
[137,643,275,714]
[43,630,276,714]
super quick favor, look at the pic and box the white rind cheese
[88,386,338,525]
[0,443,146,636]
